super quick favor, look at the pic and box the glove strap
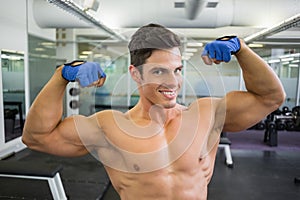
[216,35,237,41]
[64,60,86,67]
[56,60,86,68]
[216,35,240,54]
[59,60,87,82]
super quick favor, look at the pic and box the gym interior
[0,0,300,199]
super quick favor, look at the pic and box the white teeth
[162,91,175,95]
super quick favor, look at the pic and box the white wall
[0,0,27,51]
[0,0,55,158]
[0,0,27,158]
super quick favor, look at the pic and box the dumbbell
[292,106,300,116]
[275,120,286,130]
[281,106,290,115]
[255,121,266,130]
[267,121,278,146]
[286,121,296,131]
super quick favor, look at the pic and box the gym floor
[1,130,300,200]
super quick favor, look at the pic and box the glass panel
[1,50,25,142]
[184,56,241,106]
[77,41,130,115]
[264,49,300,109]
[28,34,57,104]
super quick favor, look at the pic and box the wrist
[235,39,248,56]
[55,66,69,85]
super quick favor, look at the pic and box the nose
[163,73,181,89]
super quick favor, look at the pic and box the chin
[162,101,177,109]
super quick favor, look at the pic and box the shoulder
[188,97,225,130]
[188,97,223,112]
[95,109,125,120]
[94,109,126,129]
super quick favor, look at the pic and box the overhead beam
[48,0,127,41]
[244,13,300,43]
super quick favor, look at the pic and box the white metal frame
[218,143,233,168]
[0,50,27,159]
[0,172,67,200]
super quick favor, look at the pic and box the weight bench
[0,161,67,200]
[218,132,233,168]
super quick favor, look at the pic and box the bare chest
[105,148,217,200]
[98,112,215,174]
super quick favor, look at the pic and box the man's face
[139,47,183,109]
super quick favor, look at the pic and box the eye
[153,69,163,75]
[174,67,182,74]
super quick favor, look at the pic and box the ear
[129,65,142,83]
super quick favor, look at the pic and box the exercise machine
[0,161,67,200]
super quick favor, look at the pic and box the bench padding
[0,161,62,177]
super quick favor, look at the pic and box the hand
[201,36,241,65]
[62,61,106,87]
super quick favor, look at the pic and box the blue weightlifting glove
[201,36,240,65]
[61,60,106,87]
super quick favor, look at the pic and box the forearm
[23,66,68,136]
[236,40,286,106]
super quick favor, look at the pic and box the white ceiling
[93,0,298,29]
[32,0,300,60]
[36,0,300,41]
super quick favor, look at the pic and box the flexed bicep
[23,115,89,157]
[27,114,106,157]
[222,91,272,132]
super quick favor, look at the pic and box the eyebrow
[176,65,183,70]
[149,67,169,73]
[148,65,183,73]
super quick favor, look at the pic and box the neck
[130,99,180,125]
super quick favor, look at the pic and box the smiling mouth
[159,90,177,99]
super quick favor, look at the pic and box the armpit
[73,114,108,148]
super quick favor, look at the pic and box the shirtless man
[22,24,285,200]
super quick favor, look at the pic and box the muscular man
[22,24,285,200]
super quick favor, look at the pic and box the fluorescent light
[268,59,280,64]
[10,56,22,61]
[187,42,203,47]
[1,54,10,59]
[290,53,300,58]
[279,54,292,58]
[40,42,56,48]
[183,52,194,56]
[185,48,198,52]
[281,57,294,62]
[248,43,264,48]
[40,42,55,46]
[81,51,93,55]
[289,64,298,67]
[79,55,88,59]
[1,54,23,60]
[182,55,191,60]
[35,48,45,52]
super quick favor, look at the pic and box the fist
[201,36,240,65]
[62,61,106,87]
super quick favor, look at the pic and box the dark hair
[128,23,181,74]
